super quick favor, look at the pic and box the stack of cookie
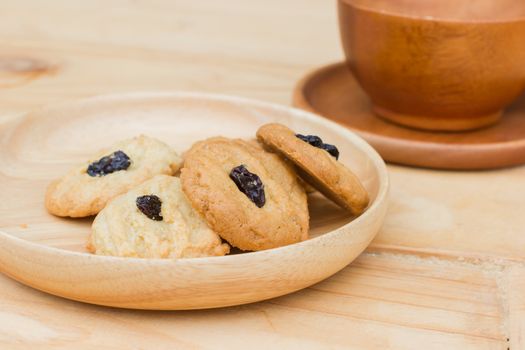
[45,123,369,259]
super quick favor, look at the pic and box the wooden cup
[338,0,525,131]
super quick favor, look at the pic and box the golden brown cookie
[45,135,181,217]
[88,175,229,258]
[256,123,369,215]
[180,137,309,251]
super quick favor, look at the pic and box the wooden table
[0,1,523,349]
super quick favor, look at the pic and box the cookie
[87,175,229,258]
[180,137,309,251]
[45,135,181,217]
[256,123,369,215]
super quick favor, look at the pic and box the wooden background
[0,1,524,349]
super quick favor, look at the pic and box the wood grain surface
[0,0,523,349]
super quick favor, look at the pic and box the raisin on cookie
[45,135,181,217]
[181,137,309,251]
[88,175,229,258]
[256,123,369,215]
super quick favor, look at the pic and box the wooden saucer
[293,62,525,170]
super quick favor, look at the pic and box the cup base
[372,106,502,132]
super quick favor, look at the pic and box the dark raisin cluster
[136,195,163,221]
[295,134,339,160]
[229,165,266,208]
[87,150,131,177]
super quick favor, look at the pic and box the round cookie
[181,137,309,251]
[45,135,181,218]
[88,175,229,258]
[256,123,369,215]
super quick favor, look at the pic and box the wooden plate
[293,62,525,170]
[0,92,388,310]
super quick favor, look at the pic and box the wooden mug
[338,0,525,131]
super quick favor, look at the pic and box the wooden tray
[293,62,525,170]
[0,92,388,310]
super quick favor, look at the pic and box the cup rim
[339,0,525,25]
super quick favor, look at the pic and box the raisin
[296,133,340,160]
[321,143,339,160]
[296,134,323,147]
[229,165,266,208]
[87,150,131,177]
[136,195,163,221]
